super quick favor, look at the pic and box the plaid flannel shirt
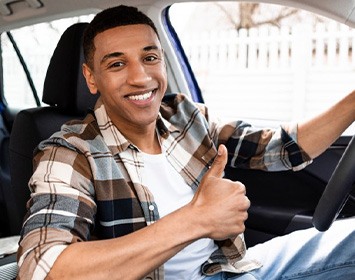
[17,93,311,279]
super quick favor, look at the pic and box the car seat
[0,114,13,237]
[9,22,98,236]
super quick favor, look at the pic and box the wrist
[183,200,213,239]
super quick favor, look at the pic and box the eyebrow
[100,45,161,65]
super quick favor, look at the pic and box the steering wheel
[312,134,355,231]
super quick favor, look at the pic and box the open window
[168,1,355,135]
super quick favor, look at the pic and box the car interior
[0,1,354,279]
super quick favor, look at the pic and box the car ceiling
[0,0,355,33]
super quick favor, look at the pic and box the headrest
[42,22,98,115]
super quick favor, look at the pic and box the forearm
[297,90,355,159]
[47,205,200,280]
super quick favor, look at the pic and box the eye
[108,61,125,69]
[144,55,159,63]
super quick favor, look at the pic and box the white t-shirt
[142,152,217,279]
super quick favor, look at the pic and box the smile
[126,91,153,101]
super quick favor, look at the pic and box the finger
[242,196,251,211]
[236,181,246,194]
[208,144,228,178]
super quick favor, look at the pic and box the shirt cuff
[281,123,313,171]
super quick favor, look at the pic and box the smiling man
[83,23,167,154]
[17,5,355,280]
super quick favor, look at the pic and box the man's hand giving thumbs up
[189,144,250,240]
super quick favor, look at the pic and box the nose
[126,61,152,86]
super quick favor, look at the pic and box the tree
[214,2,300,30]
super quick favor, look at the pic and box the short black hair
[83,5,160,68]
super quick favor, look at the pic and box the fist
[190,145,250,240]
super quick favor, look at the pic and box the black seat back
[9,22,98,234]
[0,115,13,237]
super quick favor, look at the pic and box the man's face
[83,24,168,131]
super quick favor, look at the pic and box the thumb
[208,144,228,178]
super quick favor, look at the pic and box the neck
[118,122,161,154]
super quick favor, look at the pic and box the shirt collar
[94,98,130,155]
[93,97,178,155]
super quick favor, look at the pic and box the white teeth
[127,91,153,101]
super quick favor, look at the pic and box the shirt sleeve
[210,116,312,171]
[17,144,96,280]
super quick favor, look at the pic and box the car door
[166,1,355,247]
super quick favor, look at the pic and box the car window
[1,14,94,109]
[168,1,355,135]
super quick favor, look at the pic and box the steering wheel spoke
[313,135,355,231]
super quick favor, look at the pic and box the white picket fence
[180,22,355,134]
[182,22,355,71]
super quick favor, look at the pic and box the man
[17,5,355,280]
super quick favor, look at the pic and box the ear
[82,63,98,94]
